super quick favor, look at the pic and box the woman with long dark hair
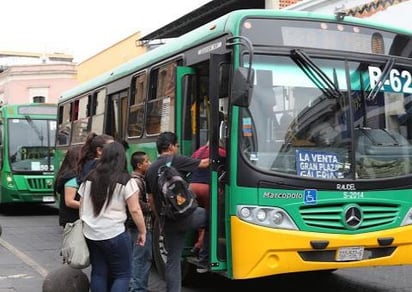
[63,133,114,211]
[78,141,146,292]
[77,133,114,183]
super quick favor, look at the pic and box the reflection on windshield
[239,55,412,180]
[9,119,56,171]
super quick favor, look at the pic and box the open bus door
[152,57,230,280]
[176,66,196,156]
[208,53,231,273]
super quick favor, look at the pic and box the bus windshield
[8,118,56,172]
[241,18,407,57]
[240,53,412,180]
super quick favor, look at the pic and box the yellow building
[76,32,147,83]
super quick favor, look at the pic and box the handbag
[61,219,90,269]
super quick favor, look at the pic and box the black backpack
[157,157,198,221]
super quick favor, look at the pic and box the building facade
[0,51,77,105]
[0,63,77,105]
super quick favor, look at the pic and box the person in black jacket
[54,146,81,227]
[145,132,209,292]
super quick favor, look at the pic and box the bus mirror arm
[227,36,255,107]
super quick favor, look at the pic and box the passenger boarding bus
[0,103,57,205]
[56,9,412,281]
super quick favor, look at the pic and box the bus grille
[26,177,54,191]
[300,203,399,231]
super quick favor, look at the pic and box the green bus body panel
[228,186,412,234]
[0,175,55,203]
[125,142,158,172]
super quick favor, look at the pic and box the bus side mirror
[230,67,254,108]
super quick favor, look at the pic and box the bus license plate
[336,247,364,261]
[42,196,55,202]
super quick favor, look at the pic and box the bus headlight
[237,205,298,230]
[401,207,412,226]
[6,174,14,188]
[239,207,252,218]
[271,211,284,225]
[256,209,266,222]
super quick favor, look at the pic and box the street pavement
[0,204,166,292]
[0,236,46,291]
[0,204,76,292]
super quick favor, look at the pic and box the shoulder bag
[61,219,90,269]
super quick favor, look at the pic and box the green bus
[0,103,57,205]
[56,9,412,281]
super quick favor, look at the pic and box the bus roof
[59,9,412,103]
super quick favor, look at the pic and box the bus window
[71,95,90,144]
[90,89,106,134]
[146,62,176,135]
[106,90,128,141]
[128,73,147,137]
[57,103,72,146]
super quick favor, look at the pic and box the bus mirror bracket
[227,36,255,108]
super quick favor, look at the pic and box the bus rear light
[237,205,298,230]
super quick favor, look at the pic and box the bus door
[176,66,196,156]
[208,53,231,272]
[177,56,230,272]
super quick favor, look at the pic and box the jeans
[87,231,132,292]
[128,227,153,292]
[164,207,207,292]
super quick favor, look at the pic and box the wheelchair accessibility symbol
[304,189,317,205]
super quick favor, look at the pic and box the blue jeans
[164,207,207,292]
[86,231,132,292]
[128,227,153,292]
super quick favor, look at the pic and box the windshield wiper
[366,57,395,101]
[291,49,342,99]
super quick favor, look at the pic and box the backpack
[157,157,198,221]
